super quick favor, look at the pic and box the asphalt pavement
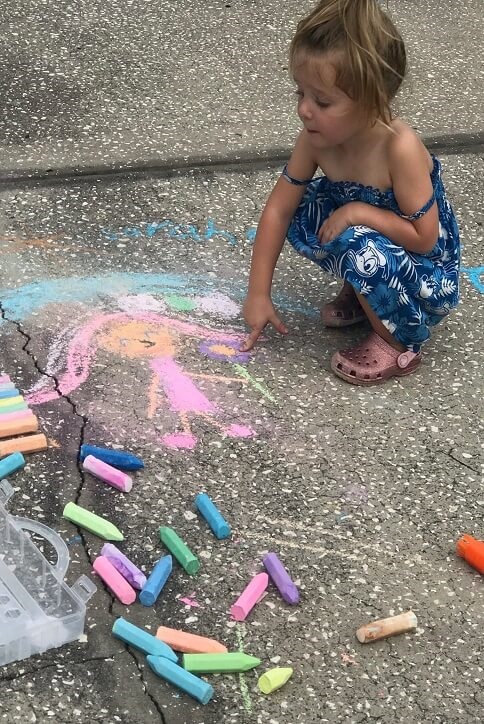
[0,1,483,723]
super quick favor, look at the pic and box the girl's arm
[242,131,318,350]
[320,133,439,254]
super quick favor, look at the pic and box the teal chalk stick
[112,617,178,662]
[146,655,214,705]
[0,452,25,478]
[195,493,231,539]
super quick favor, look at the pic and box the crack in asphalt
[0,306,167,723]
[0,654,117,684]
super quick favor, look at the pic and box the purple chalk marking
[101,543,147,590]
[263,552,299,605]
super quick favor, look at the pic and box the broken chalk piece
[263,552,299,605]
[63,502,124,541]
[0,388,20,399]
[0,395,24,408]
[101,543,147,590]
[356,611,418,644]
[0,451,26,479]
[0,416,39,440]
[194,493,231,539]
[146,655,213,705]
[83,455,133,492]
[80,444,144,471]
[230,572,269,621]
[258,667,294,694]
[93,556,136,605]
[156,625,228,654]
[112,617,178,661]
[456,534,484,574]
[0,433,48,457]
[159,526,200,575]
[139,555,173,606]
[183,652,261,673]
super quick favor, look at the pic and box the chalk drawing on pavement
[22,290,267,449]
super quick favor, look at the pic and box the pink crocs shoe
[331,332,421,385]
[321,283,366,328]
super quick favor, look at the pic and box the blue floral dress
[286,156,460,352]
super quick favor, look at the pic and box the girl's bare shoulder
[388,119,433,171]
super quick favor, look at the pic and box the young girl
[242,0,460,385]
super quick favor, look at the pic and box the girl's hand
[318,202,363,243]
[241,294,288,351]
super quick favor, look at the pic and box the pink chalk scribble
[26,302,256,449]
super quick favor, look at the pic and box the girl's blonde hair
[289,0,406,124]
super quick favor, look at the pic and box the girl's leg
[355,293,406,352]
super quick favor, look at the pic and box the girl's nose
[298,98,312,121]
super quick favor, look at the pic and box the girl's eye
[316,99,330,108]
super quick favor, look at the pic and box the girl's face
[293,57,368,148]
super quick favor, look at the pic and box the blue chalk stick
[112,617,177,662]
[139,555,172,607]
[0,452,26,479]
[195,493,231,540]
[146,655,214,705]
[0,389,20,399]
[80,444,144,471]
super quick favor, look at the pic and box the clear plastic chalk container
[0,479,96,666]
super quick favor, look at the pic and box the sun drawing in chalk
[26,292,267,450]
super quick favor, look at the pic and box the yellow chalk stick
[0,417,39,439]
[0,396,24,408]
[0,433,48,456]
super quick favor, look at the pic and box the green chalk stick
[183,652,261,673]
[258,667,293,694]
[159,526,199,575]
[0,400,28,414]
[63,502,124,541]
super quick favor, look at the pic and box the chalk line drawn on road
[460,265,484,294]
[100,218,257,247]
[26,301,259,450]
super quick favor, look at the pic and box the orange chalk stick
[156,626,228,654]
[456,535,484,574]
[0,417,39,439]
[0,433,48,457]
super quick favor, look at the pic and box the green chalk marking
[63,502,124,541]
[159,526,200,575]
[164,295,196,312]
[233,364,276,403]
[183,652,261,674]
[235,623,253,713]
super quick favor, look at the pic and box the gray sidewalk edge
[0,132,483,189]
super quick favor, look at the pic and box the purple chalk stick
[101,543,147,590]
[263,552,299,605]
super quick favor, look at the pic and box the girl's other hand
[241,295,288,351]
[318,203,363,243]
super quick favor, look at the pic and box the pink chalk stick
[92,556,136,605]
[230,572,269,621]
[0,410,35,423]
[83,455,133,492]
[0,376,11,384]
